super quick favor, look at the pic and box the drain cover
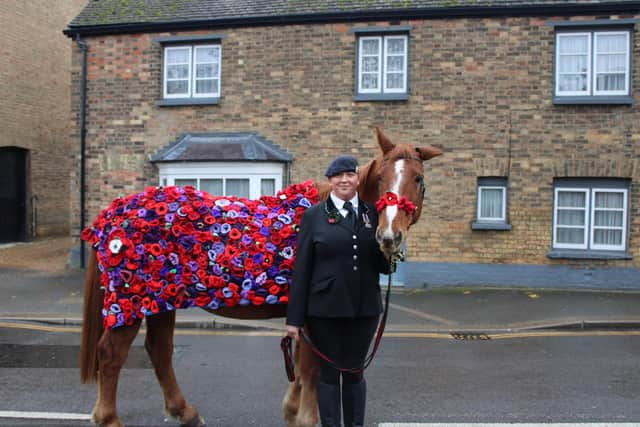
[450,332,491,340]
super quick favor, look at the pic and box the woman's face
[328,171,359,201]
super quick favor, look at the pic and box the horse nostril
[394,232,403,246]
[375,229,383,243]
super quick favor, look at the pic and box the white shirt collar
[330,193,359,216]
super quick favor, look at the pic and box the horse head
[359,127,443,260]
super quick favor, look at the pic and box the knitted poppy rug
[81,180,319,330]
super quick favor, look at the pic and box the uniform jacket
[286,196,390,327]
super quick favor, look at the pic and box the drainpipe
[75,34,88,268]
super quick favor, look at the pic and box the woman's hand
[286,324,301,341]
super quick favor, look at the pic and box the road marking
[1,321,640,339]
[0,410,91,420]
[378,424,640,427]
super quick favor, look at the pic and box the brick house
[0,0,86,242]
[65,0,640,287]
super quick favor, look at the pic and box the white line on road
[378,424,640,427]
[0,410,91,420]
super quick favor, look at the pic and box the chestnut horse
[80,127,442,427]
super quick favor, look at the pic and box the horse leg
[92,321,141,427]
[283,337,319,427]
[144,311,204,427]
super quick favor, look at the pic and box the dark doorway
[0,147,28,242]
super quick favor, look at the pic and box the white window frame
[163,44,221,99]
[590,188,628,251]
[157,162,282,200]
[553,188,589,250]
[164,46,192,99]
[593,31,630,96]
[555,30,630,97]
[358,34,408,95]
[477,185,507,222]
[383,35,408,94]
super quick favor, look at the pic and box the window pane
[596,34,626,53]
[261,179,275,196]
[167,80,188,95]
[362,39,379,55]
[196,79,215,94]
[480,188,503,219]
[361,74,378,90]
[387,56,404,72]
[226,179,250,198]
[195,46,219,62]
[386,73,403,90]
[196,63,215,78]
[595,192,623,209]
[386,38,405,54]
[201,179,223,195]
[558,192,585,208]
[594,229,622,246]
[558,209,585,226]
[559,75,587,92]
[362,57,379,72]
[167,48,190,63]
[594,210,623,227]
[167,64,189,79]
[175,179,197,187]
[559,35,588,54]
[596,73,625,91]
[559,55,588,73]
[557,227,585,244]
[596,53,626,73]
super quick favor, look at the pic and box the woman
[286,155,390,427]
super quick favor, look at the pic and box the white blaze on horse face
[383,160,404,239]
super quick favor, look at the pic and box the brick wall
[70,13,640,268]
[0,0,87,237]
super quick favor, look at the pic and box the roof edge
[64,3,640,38]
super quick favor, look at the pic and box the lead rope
[297,258,396,375]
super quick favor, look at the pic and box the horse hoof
[180,414,205,427]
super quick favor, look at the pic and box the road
[0,324,639,426]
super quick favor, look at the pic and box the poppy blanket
[81,180,319,329]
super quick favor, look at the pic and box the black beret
[325,155,359,177]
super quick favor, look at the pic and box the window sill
[553,95,633,105]
[157,98,220,107]
[472,222,512,231]
[547,249,632,260]
[353,93,408,102]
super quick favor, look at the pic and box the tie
[343,201,357,229]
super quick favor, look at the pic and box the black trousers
[306,316,379,385]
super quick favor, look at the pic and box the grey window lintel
[153,34,226,44]
[157,98,220,107]
[351,25,413,34]
[546,19,638,28]
[472,222,512,231]
[547,249,633,260]
[553,96,633,105]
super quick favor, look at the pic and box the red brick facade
[70,13,640,268]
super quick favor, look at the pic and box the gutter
[75,35,88,269]
[63,3,640,38]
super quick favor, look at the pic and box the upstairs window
[163,44,221,100]
[353,27,411,101]
[554,29,631,103]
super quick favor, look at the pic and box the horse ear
[416,145,443,160]
[375,127,395,154]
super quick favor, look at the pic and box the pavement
[1,236,640,334]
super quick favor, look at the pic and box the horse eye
[415,175,424,184]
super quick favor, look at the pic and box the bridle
[376,153,425,226]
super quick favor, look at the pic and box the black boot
[342,379,366,427]
[317,381,341,427]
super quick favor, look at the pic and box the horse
[79,127,442,427]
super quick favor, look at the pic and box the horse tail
[80,249,104,384]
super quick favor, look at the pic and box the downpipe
[75,34,88,268]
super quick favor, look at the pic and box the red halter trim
[375,191,417,216]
